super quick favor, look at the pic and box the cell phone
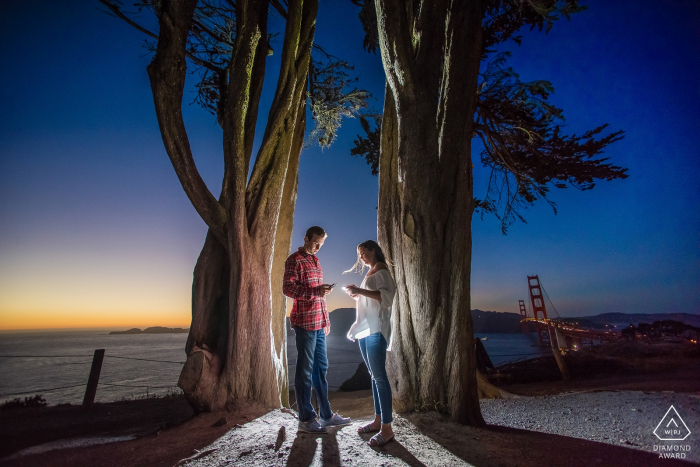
[329,283,337,288]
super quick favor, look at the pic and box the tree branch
[191,17,233,47]
[269,0,288,19]
[245,0,317,236]
[98,0,223,73]
[146,0,227,243]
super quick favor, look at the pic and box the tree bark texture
[375,0,486,424]
[147,0,317,411]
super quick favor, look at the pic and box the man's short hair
[305,226,327,240]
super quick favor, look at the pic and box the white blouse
[346,269,396,350]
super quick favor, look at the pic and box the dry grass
[113,388,184,403]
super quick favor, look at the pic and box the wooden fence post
[83,349,105,406]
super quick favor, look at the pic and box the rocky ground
[2,387,697,467]
[2,342,699,467]
[481,391,699,464]
[117,390,699,467]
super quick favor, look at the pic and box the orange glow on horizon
[2,299,354,331]
[2,297,354,331]
[0,308,191,331]
[0,241,197,331]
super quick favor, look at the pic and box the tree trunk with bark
[144,0,318,412]
[375,0,486,425]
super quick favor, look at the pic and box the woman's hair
[343,240,390,274]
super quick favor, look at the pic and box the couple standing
[282,226,396,446]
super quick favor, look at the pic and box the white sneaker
[321,412,351,428]
[298,418,328,433]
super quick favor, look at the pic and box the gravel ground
[174,410,471,467]
[481,390,700,464]
[4,387,696,466]
[174,390,699,467]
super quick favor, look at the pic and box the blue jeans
[293,326,333,423]
[358,332,393,424]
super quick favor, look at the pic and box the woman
[344,240,396,446]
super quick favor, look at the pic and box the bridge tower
[518,299,529,332]
[528,275,550,346]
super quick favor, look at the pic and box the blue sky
[0,0,698,329]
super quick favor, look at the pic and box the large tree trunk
[376,0,486,425]
[269,100,306,409]
[146,0,317,412]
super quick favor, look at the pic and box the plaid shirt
[283,247,330,331]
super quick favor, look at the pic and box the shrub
[1,395,48,410]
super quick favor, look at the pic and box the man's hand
[319,284,334,296]
[324,325,331,336]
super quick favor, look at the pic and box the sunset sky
[1,1,698,330]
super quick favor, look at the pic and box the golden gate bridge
[518,275,620,351]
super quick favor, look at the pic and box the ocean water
[0,329,543,406]
[0,330,189,405]
[287,330,365,391]
[476,332,552,366]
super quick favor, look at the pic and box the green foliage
[349,1,585,57]
[349,0,379,54]
[637,320,700,338]
[1,395,48,410]
[350,115,381,175]
[101,0,238,123]
[101,0,371,144]
[482,0,586,55]
[350,0,626,234]
[307,49,371,148]
[474,52,626,233]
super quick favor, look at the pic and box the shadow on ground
[2,387,697,466]
[406,412,693,467]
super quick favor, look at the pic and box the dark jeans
[293,326,333,423]
[358,332,393,424]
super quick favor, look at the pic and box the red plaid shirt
[283,247,330,331]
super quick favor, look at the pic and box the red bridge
[521,275,619,350]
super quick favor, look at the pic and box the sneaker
[298,418,328,433]
[321,412,351,428]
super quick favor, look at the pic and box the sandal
[369,432,395,446]
[358,422,379,434]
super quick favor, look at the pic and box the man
[283,226,351,433]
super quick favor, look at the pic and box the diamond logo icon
[654,406,691,441]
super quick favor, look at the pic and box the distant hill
[471,309,524,333]
[109,326,189,335]
[326,308,528,334]
[284,308,700,335]
[328,308,357,336]
[285,308,356,337]
[287,308,526,334]
[568,313,700,328]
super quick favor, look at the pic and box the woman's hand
[344,285,359,299]
[345,285,382,302]
[346,321,358,342]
